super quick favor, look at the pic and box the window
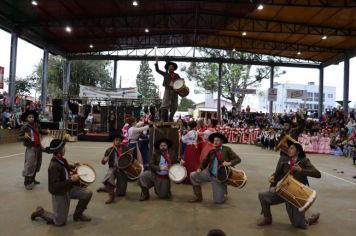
[314,104,318,110]
[328,94,333,98]
[307,92,313,98]
[314,92,319,97]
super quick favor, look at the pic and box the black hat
[109,131,125,141]
[287,139,306,158]
[154,138,173,150]
[45,139,66,154]
[208,133,228,144]
[20,110,39,122]
[164,61,178,71]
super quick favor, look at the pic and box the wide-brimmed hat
[164,61,178,71]
[45,139,66,154]
[208,133,228,144]
[154,138,173,149]
[109,132,125,141]
[287,139,305,158]
[20,110,39,122]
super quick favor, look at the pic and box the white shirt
[182,130,198,144]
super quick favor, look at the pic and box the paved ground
[0,141,355,236]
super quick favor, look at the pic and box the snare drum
[276,174,316,212]
[76,163,96,186]
[173,79,190,97]
[168,164,187,183]
[217,166,247,189]
[118,150,143,180]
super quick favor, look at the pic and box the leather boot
[189,185,202,203]
[257,204,272,226]
[139,187,150,201]
[168,113,174,122]
[105,185,115,204]
[307,212,320,225]
[25,177,34,190]
[97,185,109,193]
[31,206,54,224]
[73,199,92,222]
[31,206,44,220]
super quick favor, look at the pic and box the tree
[181,49,285,111]
[33,56,113,98]
[136,61,159,99]
[4,76,36,96]
[178,97,195,111]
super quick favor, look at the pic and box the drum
[76,163,96,186]
[118,149,143,180]
[173,79,190,97]
[41,135,54,152]
[275,174,317,212]
[217,166,247,189]
[168,164,187,183]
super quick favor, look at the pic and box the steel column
[217,62,222,122]
[343,56,350,117]
[113,60,117,88]
[318,67,324,120]
[269,66,274,118]
[63,59,71,119]
[41,49,49,113]
[8,32,18,109]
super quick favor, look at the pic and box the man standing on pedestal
[154,57,180,122]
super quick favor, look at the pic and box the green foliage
[34,56,112,98]
[178,97,195,111]
[181,49,285,110]
[136,61,159,99]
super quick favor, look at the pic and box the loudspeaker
[52,99,63,122]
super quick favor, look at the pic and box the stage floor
[0,142,355,236]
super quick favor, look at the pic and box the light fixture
[132,1,138,6]
[145,28,149,33]
[154,46,157,49]
[232,49,236,52]
[257,4,264,10]
[31,1,38,6]
[65,26,72,33]
[322,35,327,40]
[242,31,247,36]
[297,51,301,55]
[89,44,94,48]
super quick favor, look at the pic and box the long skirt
[199,141,214,162]
[182,144,200,184]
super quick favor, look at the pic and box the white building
[258,82,336,113]
[193,93,233,119]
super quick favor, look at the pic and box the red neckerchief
[290,158,295,174]
[169,72,175,81]
[114,145,122,159]
[162,151,172,167]
[55,153,71,173]
[30,123,40,146]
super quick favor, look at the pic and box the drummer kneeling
[257,141,321,229]
[31,139,92,226]
[189,133,241,204]
[138,138,182,201]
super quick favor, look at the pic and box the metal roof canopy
[1,0,356,67]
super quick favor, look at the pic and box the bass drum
[173,79,190,97]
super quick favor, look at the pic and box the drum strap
[162,153,172,167]
[29,124,40,146]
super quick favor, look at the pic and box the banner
[287,89,306,99]
[267,88,277,101]
[0,66,4,89]
[79,85,137,99]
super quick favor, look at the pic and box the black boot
[31,206,54,224]
[31,206,44,220]
[24,176,34,190]
[188,186,202,203]
[168,113,175,122]
[139,187,150,201]
[73,199,92,222]
[160,109,169,122]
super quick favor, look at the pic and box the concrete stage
[0,142,355,236]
